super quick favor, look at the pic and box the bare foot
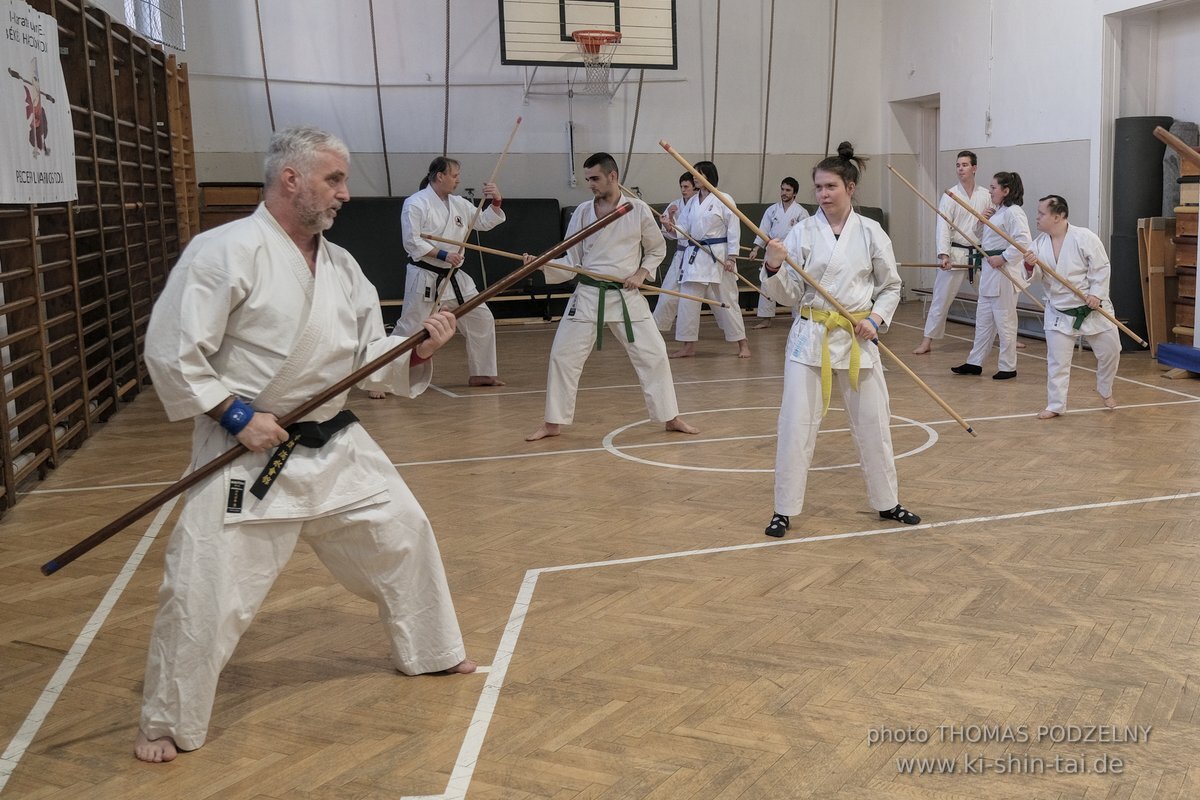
[665,417,699,434]
[1036,409,1060,420]
[134,730,178,763]
[670,344,695,359]
[468,376,506,387]
[1016,341,1027,350]
[525,423,560,441]
[440,658,477,674]
[736,341,751,359]
[1101,395,1116,409]
[368,391,385,400]
[752,320,771,329]
[912,337,933,355]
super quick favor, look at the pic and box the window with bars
[123,0,185,50]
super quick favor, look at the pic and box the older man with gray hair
[134,126,475,763]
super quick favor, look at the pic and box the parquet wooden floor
[2,304,1198,799]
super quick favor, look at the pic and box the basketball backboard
[498,0,677,70]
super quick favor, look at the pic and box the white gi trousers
[966,281,1019,372]
[774,360,898,516]
[394,263,498,377]
[757,291,781,319]
[675,276,745,342]
[652,256,683,332]
[1045,326,1121,413]
[545,317,680,424]
[922,247,970,339]
[140,464,466,751]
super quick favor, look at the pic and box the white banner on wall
[1,0,76,203]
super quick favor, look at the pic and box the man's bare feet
[665,417,699,434]
[368,391,386,400]
[736,340,751,359]
[468,376,506,387]
[1036,409,1060,420]
[1016,341,1027,350]
[440,658,477,674]
[525,422,560,441]
[670,344,695,359]
[134,730,178,763]
[912,337,933,355]
[1101,395,1117,409]
[752,320,771,329]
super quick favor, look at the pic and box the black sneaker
[764,513,790,537]
[879,504,921,525]
[992,370,1017,380]
[951,363,982,375]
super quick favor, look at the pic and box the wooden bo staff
[619,183,773,301]
[422,233,729,308]
[661,140,978,437]
[433,116,522,307]
[41,203,634,576]
[887,165,1045,313]
[1154,125,1200,169]
[944,190,1148,348]
[898,262,971,270]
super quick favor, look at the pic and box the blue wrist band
[219,397,254,436]
[437,249,449,261]
[867,317,880,331]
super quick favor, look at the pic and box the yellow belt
[801,306,873,416]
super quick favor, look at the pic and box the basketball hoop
[571,29,621,95]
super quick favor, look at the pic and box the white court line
[427,384,462,399]
[400,487,1200,800]
[0,493,183,795]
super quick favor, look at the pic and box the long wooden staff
[888,165,1044,312]
[41,203,634,576]
[944,190,1148,348]
[1154,125,1200,169]
[619,183,772,301]
[661,140,977,437]
[422,234,729,308]
[899,262,971,270]
[433,116,522,307]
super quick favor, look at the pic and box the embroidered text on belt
[687,236,727,264]
[799,305,873,416]
[1055,304,1094,330]
[250,409,359,499]
[577,274,634,350]
[414,262,464,305]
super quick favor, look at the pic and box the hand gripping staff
[41,203,635,576]
[659,139,977,437]
[943,190,1148,348]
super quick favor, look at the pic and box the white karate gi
[922,183,990,339]
[141,205,466,751]
[1027,225,1121,412]
[675,190,745,342]
[752,200,809,318]
[653,195,696,331]
[541,198,680,424]
[761,210,903,516]
[395,186,505,377]
[966,204,1031,372]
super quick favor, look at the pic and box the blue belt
[688,236,728,264]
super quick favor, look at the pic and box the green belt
[577,274,635,350]
[1056,305,1093,330]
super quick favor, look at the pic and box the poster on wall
[1,0,76,203]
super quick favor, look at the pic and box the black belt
[414,262,464,305]
[250,409,359,499]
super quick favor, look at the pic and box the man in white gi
[760,143,920,538]
[525,153,700,441]
[1022,195,1120,418]
[392,156,506,388]
[670,160,750,359]
[912,151,991,354]
[134,127,475,764]
[747,177,808,328]
[651,172,697,332]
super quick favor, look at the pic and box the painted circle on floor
[601,406,938,473]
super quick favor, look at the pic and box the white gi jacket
[401,185,505,296]
[978,204,1031,298]
[681,190,740,284]
[752,200,809,248]
[1027,225,1116,336]
[937,183,990,257]
[544,198,667,323]
[761,210,901,370]
[146,204,430,524]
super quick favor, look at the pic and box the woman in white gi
[134,127,475,763]
[747,176,809,328]
[951,171,1031,380]
[391,156,507,388]
[652,172,698,332]
[670,160,751,359]
[526,153,700,441]
[1021,194,1120,418]
[761,142,920,538]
